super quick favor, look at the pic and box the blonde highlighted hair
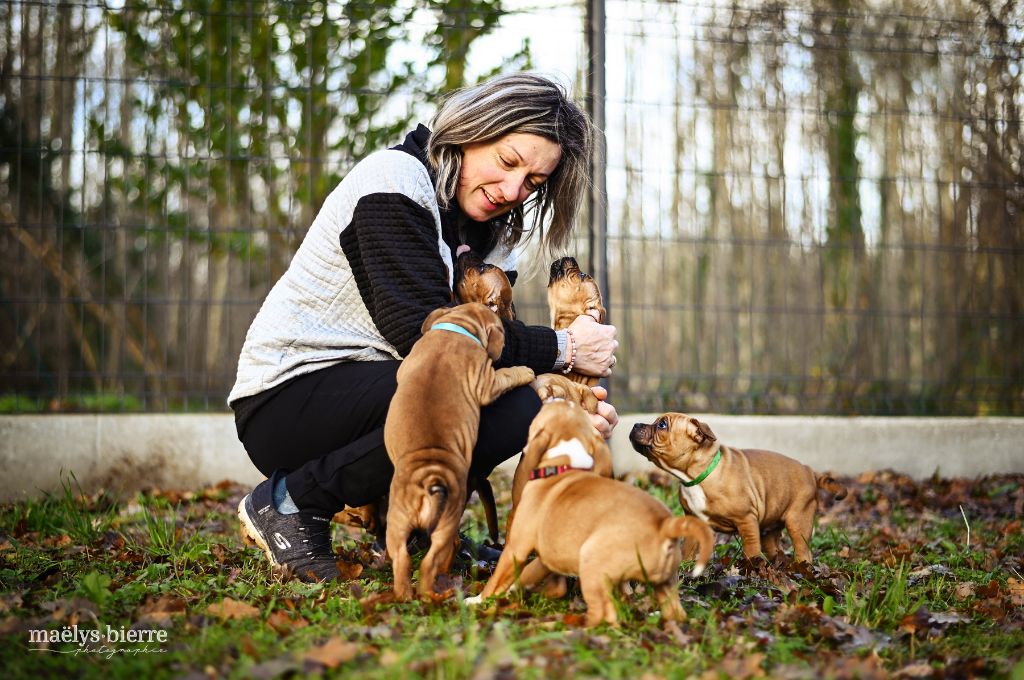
[427,72,593,254]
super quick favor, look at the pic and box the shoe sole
[237,495,281,569]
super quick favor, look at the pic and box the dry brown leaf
[266,609,308,636]
[561,613,585,627]
[136,594,186,624]
[894,662,935,678]
[336,560,364,581]
[954,582,976,600]
[206,597,260,621]
[304,636,360,668]
[1007,578,1024,606]
[379,649,400,666]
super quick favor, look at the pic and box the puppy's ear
[689,418,717,445]
[485,318,505,360]
[421,306,450,334]
[578,384,600,414]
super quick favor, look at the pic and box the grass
[0,470,1022,678]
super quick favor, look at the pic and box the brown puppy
[453,249,515,321]
[503,398,613,599]
[629,413,847,564]
[469,400,715,626]
[384,303,535,601]
[450,248,516,545]
[547,256,606,387]
[530,373,599,414]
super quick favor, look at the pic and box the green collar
[430,322,483,347]
[681,448,721,487]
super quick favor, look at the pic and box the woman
[231,72,619,582]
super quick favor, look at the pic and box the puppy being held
[453,247,516,321]
[547,256,607,387]
[384,303,534,601]
[469,399,715,627]
[629,413,847,564]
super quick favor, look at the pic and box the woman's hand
[567,315,618,377]
[589,385,619,440]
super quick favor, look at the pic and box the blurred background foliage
[0,0,1020,415]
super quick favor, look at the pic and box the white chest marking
[545,438,594,470]
[667,468,710,521]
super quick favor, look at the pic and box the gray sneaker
[237,471,339,583]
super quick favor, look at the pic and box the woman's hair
[427,72,593,254]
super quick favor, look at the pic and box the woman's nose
[499,175,527,203]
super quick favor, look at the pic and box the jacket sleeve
[339,193,452,357]
[496,319,558,373]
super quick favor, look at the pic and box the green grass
[0,471,1021,678]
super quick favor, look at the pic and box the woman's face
[457,133,562,222]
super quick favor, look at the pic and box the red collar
[528,465,571,480]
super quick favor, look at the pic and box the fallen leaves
[136,594,187,624]
[303,636,361,668]
[206,597,260,621]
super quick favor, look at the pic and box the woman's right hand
[566,315,618,377]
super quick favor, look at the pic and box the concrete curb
[1,414,1021,501]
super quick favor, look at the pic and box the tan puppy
[384,303,535,601]
[530,373,599,414]
[503,398,613,598]
[469,400,715,626]
[453,249,515,321]
[629,414,847,564]
[547,256,606,387]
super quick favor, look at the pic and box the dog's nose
[629,423,647,441]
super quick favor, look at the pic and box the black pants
[237,360,541,514]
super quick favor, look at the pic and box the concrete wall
[1,414,1021,501]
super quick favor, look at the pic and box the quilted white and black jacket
[228,125,558,415]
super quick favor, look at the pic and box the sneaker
[238,471,339,583]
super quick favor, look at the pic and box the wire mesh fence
[1,0,1021,415]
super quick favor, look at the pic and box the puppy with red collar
[468,399,714,627]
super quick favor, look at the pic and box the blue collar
[430,322,483,347]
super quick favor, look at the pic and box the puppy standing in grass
[469,399,715,627]
[630,413,847,563]
[384,303,534,601]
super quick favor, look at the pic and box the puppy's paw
[464,594,484,606]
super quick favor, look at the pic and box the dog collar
[682,448,721,487]
[430,322,483,347]
[529,465,571,480]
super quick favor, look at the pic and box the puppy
[384,303,535,601]
[629,413,847,563]
[547,256,606,387]
[469,400,714,627]
[450,247,516,545]
[453,249,516,321]
[530,373,599,414]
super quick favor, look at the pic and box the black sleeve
[496,320,558,373]
[339,193,453,357]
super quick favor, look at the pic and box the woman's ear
[421,306,451,334]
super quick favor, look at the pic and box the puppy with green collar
[629,413,847,564]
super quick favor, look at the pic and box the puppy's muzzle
[549,256,585,283]
[628,423,654,452]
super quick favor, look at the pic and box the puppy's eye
[656,420,667,430]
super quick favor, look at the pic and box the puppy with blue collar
[384,302,535,601]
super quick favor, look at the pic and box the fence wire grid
[1,0,1022,415]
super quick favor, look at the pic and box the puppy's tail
[423,475,450,530]
[661,516,715,577]
[815,472,848,500]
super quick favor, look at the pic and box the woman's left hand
[589,385,619,440]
